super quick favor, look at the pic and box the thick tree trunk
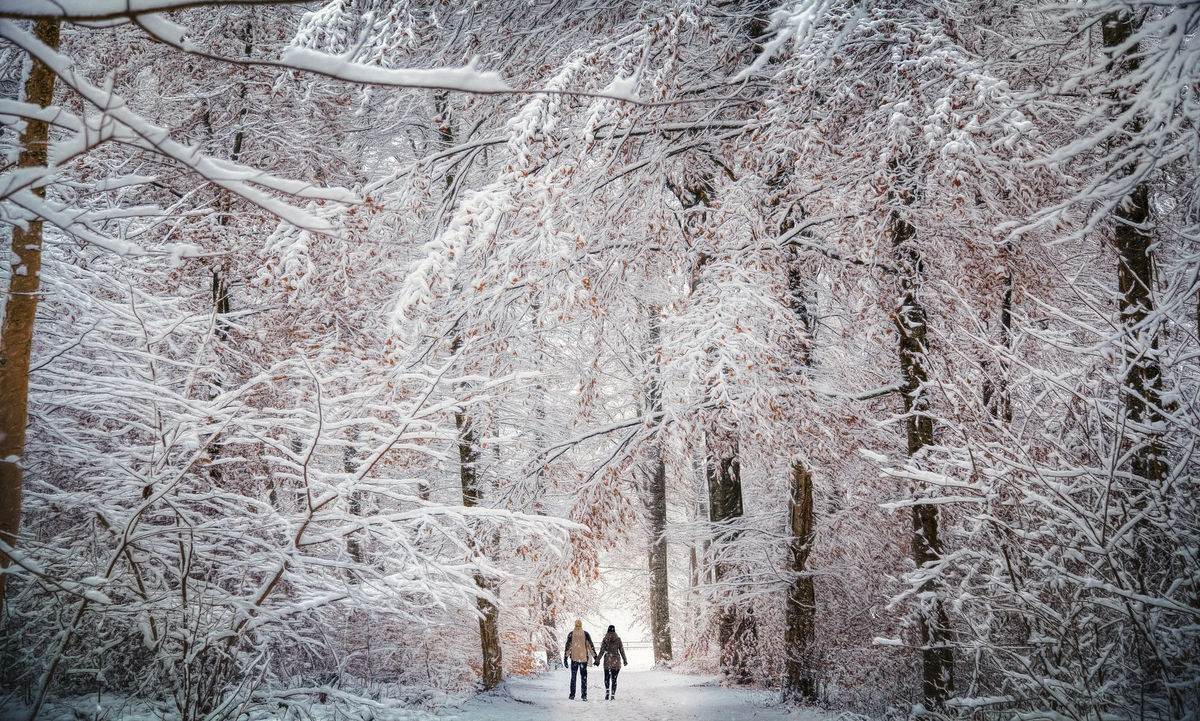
[1103,13,1163,486]
[1102,14,1175,713]
[893,211,954,709]
[647,453,672,664]
[474,572,504,689]
[783,459,817,701]
[783,243,819,701]
[707,425,756,683]
[457,407,504,690]
[0,19,60,605]
[645,305,673,664]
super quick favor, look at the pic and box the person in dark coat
[595,624,628,700]
[563,619,597,700]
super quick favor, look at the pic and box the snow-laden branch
[0,0,310,21]
[729,0,844,82]
[134,12,737,106]
[0,19,359,237]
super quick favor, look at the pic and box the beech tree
[0,18,58,606]
[1,0,1198,718]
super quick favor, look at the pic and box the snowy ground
[12,669,835,721]
[450,668,833,721]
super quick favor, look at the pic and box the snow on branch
[730,0,843,82]
[135,11,514,93]
[0,19,359,240]
[279,47,513,94]
[133,12,730,106]
[0,0,310,21]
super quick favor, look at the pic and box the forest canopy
[0,0,1197,719]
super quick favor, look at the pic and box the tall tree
[783,248,818,701]
[1103,10,1163,488]
[0,18,59,606]
[783,457,817,700]
[706,422,756,683]
[456,392,504,691]
[892,206,954,708]
[644,304,673,664]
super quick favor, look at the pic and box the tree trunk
[783,459,817,701]
[457,406,504,690]
[783,242,819,701]
[527,296,560,671]
[1102,13,1176,713]
[892,211,954,709]
[205,270,232,490]
[474,572,504,690]
[344,426,362,564]
[0,18,60,606]
[1103,12,1163,486]
[692,443,712,615]
[647,452,672,664]
[707,425,755,683]
[540,589,561,670]
[645,304,673,664]
[981,248,1013,423]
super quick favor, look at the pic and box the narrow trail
[450,668,831,721]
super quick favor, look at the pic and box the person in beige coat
[596,625,629,700]
[562,619,597,700]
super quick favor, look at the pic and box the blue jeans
[569,660,589,698]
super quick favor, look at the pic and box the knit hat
[575,619,583,628]
[607,625,615,633]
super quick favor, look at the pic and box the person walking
[562,619,597,700]
[596,624,628,700]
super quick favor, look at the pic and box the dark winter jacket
[563,628,596,663]
[597,631,628,671]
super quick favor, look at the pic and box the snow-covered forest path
[450,668,831,721]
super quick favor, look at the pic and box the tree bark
[1102,13,1176,714]
[783,242,819,701]
[981,249,1013,423]
[783,459,817,701]
[706,425,756,683]
[647,452,672,664]
[1103,12,1163,486]
[527,296,560,670]
[205,270,232,490]
[540,589,561,670]
[645,304,673,664]
[693,443,712,599]
[0,18,60,606]
[457,406,504,690]
[892,211,954,709]
[344,426,362,564]
[474,572,504,690]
